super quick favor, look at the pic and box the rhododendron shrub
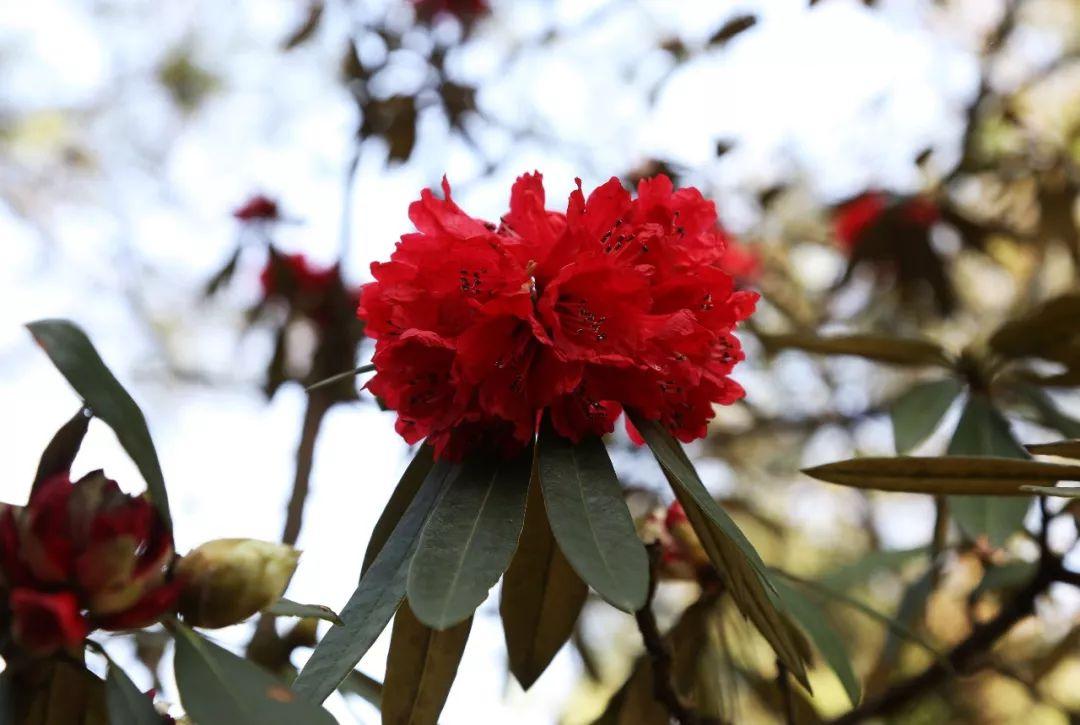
[295,173,812,710]
[359,173,758,460]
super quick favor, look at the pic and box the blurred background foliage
[3,0,1080,723]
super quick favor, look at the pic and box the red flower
[412,0,489,22]
[358,173,756,459]
[9,589,88,657]
[717,235,762,282]
[233,194,280,222]
[0,472,179,658]
[834,192,888,251]
[261,253,360,328]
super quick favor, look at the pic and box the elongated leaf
[172,623,335,725]
[672,485,811,689]
[340,671,384,709]
[878,568,936,671]
[1014,384,1080,438]
[1027,439,1080,459]
[802,456,1080,495]
[1022,485,1080,498]
[26,320,171,528]
[819,547,929,590]
[537,423,648,612]
[631,415,770,577]
[294,460,458,703]
[382,602,471,725]
[759,332,951,367]
[890,379,963,453]
[15,659,108,725]
[33,407,92,492]
[772,578,860,706]
[105,663,161,725]
[408,450,531,629]
[362,445,435,577]
[947,395,1032,545]
[989,292,1080,361]
[501,470,588,689]
[973,561,1036,598]
[265,598,342,625]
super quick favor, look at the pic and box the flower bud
[175,539,299,629]
[665,501,710,568]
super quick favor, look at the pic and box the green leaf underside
[407,449,532,629]
[105,663,161,725]
[802,456,1080,495]
[630,414,811,687]
[890,378,963,454]
[293,459,458,703]
[947,394,1032,546]
[264,598,342,625]
[382,602,472,725]
[989,292,1080,361]
[771,578,861,706]
[1027,439,1080,459]
[26,320,171,529]
[501,468,589,689]
[361,444,436,577]
[537,422,648,612]
[33,407,92,493]
[760,332,951,367]
[172,624,334,725]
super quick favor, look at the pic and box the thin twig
[635,544,698,725]
[281,392,333,546]
[305,363,375,393]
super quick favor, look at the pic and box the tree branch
[828,555,1064,724]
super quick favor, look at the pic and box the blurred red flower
[260,252,360,327]
[359,172,757,459]
[232,194,280,222]
[412,0,489,22]
[833,192,939,251]
[0,472,179,658]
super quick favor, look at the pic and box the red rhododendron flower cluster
[261,252,360,327]
[233,194,280,222]
[834,192,940,252]
[0,472,179,658]
[359,173,757,460]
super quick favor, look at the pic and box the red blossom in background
[833,191,940,252]
[411,0,490,22]
[260,252,360,328]
[232,194,280,223]
[0,472,179,658]
[359,172,757,460]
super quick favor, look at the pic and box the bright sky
[2,0,1072,722]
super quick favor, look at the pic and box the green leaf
[361,445,435,577]
[501,470,589,689]
[293,459,458,703]
[972,561,1037,598]
[1021,485,1080,498]
[26,320,171,529]
[989,292,1080,362]
[772,578,861,706]
[33,407,92,493]
[537,422,648,612]
[339,671,383,710]
[947,394,1032,546]
[1014,384,1080,438]
[630,415,811,688]
[172,623,335,725]
[1027,439,1080,459]
[818,547,929,591]
[758,332,952,367]
[631,415,770,577]
[408,449,532,629]
[382,602,471,725]
[802,456,1080,495]
[105,663,161,725]
[14,659,109,725]
[890,379,963,453]
[264,598,342,625]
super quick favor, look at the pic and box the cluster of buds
[0,472,302,662]
[638,500,712,583]
[0,472,179,658]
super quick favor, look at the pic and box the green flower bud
[175,539,299,629]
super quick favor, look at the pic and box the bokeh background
[3,0,1080,722]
